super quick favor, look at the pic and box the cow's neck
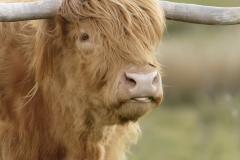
[50,95,114,159]
[39,75,128,160]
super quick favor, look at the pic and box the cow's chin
[115,99,160,123]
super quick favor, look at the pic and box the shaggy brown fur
[0,0,165,159]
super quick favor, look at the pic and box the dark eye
[124,28,129,35]
[81,33,89,41]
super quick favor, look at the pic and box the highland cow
[0,0,165,159]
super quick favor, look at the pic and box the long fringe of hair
[32,0,165,84]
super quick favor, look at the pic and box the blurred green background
[129,0,240,160]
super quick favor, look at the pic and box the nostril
[126,77,136,85]
[125,73,137,87]
[152,73,160,85]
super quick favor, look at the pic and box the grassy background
[129,0,240,160]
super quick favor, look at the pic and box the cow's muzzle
[122,66,162,103]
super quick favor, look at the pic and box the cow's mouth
[129,97,154,103]
[115,96,161,123]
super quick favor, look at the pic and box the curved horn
[159,1,240,25]
[0,0,61,22]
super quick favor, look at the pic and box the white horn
[159,1,240,25]
[0,0,61,22]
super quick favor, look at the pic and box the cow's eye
[81,33,89,41]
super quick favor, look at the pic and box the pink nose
[123,70,160,98]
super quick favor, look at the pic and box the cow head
[34,0,165,124]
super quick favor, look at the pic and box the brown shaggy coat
[0,0,165,159]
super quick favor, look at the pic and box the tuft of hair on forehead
[59,0,165,63]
